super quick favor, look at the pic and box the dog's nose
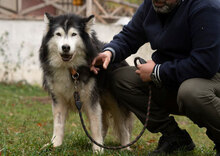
[62,44,70,53]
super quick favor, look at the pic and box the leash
[71,57,151,150]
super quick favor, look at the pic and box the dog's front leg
[51,100,68,147]
[85,101,103,153]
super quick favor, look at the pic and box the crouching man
[91,0,220,155]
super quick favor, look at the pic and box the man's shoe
[214,144,220,156]
[150,129,195,155]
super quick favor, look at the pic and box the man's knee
[111,66,145,93]
[177,78,206,113]
[177,78,220,128]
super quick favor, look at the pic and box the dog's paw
[123,147,132,151]
[52,141,62,147]
[51,136,63,147]
[93,145,103,153]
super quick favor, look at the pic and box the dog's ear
[44,13,53,35]
[84,15,95,33]
[44,12,53,24]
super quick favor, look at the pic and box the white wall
[0,19,153,85]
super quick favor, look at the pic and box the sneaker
[150,129,195,155]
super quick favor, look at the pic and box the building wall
[0,19,153,85]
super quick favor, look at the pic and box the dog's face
[43,13,95,67]
[49,26,81,62]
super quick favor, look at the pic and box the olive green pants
[110,66,220,144]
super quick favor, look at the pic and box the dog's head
[41,13,96,67]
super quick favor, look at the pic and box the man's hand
[135,60,156,82]
[90,51,112,74]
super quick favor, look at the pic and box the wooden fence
[0,0,139,23]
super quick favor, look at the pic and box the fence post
[86,0,92,16]
[17,0,22,15]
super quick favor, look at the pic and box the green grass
[124,0,142,5]
[0,83,215,155]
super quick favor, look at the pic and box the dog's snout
[62,44,70,53]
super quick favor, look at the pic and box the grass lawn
[0,83,215,155]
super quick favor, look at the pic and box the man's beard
[152,0,181,14]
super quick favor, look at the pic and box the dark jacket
[104,0,220,87]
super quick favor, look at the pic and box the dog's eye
[56,32,61,36]
[72,33,77,36]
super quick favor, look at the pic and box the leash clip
[72,72,79,80]
[74,91,82,110]
[70,68,79,80]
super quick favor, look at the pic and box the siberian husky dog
[39,13,133,152]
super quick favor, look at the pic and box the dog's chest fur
[46,67,96,108]
[53,68,74,97]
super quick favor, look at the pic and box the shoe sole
[149,142,196,156]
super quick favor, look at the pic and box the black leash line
[74,86,151,150]
[72,57,151,150]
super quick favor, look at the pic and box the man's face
[152,0,181,14]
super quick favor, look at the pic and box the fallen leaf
[37,123,42,127]
[71,123,77,127]
[0,148,3,156]
[138,145,144,150]
[37,122,47,127]
[148,139,156,143]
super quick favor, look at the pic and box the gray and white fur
[39,13,133,152]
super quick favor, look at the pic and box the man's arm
[103,0,150,63]
[159,3,220,86]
